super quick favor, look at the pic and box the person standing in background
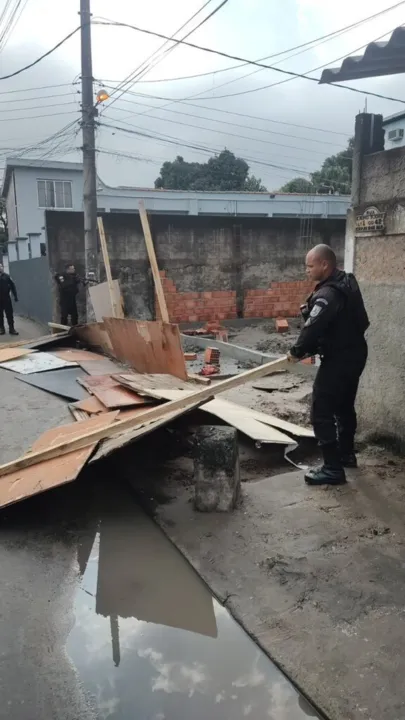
[0,263,18,335]
[55,263,83,326]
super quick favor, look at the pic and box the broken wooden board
[78,373,153,409]
[0,356,287,476]
[0,347,35,363]
[103,318,188,381]
[69,405,89,422]
[78,358,121,376]
[89,280,124,322]
[0,352,77,374]
[52,348,106,363]
[73,396,107,415]
[18,367,89,401]
[114,372,193,399]
[0,412,119,509]
[115,374,313,439]
[73,322,113,355]
[91,410,185,463]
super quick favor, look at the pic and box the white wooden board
[0,352,78,374]
[89,280,123,322]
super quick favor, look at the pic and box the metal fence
[9,256,53,326]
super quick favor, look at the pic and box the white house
[383,111,405,150]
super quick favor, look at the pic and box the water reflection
[68,484,320,720]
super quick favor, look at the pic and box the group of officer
[1,244,368,487]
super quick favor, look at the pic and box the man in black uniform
[288,244,369,486]
[0,263,18,335]
[55,263,82,326]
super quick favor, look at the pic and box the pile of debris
[0,317,313,511]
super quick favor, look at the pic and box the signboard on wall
[355,206,385,233]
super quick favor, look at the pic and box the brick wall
[158,271,313,322]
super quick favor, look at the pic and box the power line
[103,108,338,160]
[0,109,79,123]
[0,0,29,52]
[0,99,78,113]
[95,19,405,105]
[105,0,229,112]
[0,82,78,96]
[99,120,314,175]
[104,92,348,148]
[101,84,351,137]
[0,25,81,81]
[96,0,405,85]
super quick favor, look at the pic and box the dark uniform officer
[55,264,82,326]
[288,244,369,486]
[0,263,18,335]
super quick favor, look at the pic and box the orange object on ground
[204,347,220,365]
[275,318,289,333]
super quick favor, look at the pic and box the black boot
[8,328,18,335]
[341,453,357,468]
[305,442,347,486]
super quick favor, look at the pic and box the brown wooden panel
[91,385,152,409]
[103,318,187,380]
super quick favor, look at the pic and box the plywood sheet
[18,367,89,401]
[0,347,34,363]
[52,348,105,363]
[0,352,77,374]
[73,396,107,415]
[89,280,123,321]
[115,372,192,399]
[79,374,117,391]
[79,358,121,376]
[91,385,152,410]
[0,412,118,509]
[103,318,187,380]
[73,322,113,355]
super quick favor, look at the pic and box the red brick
[276,318,289,333]
[184,352,197,361]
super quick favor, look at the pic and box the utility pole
[80,0,98,284]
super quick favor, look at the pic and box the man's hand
[287,351,299,364]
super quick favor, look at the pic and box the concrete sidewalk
[0,315,47,344]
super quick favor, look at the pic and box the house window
[37,180,73,209]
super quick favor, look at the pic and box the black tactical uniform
[290,269,369,483]
[0,271,18,334]
[55,272,81,326]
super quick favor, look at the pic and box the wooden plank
[73,396,107,414]
[69,405,89,422]
[79,358,121,376]
[187,373,211,385]
[115,372,192,398]
[0,356,287,477]
[89,280,123,322]
[0,347,34,363]
[138,199,169,322]
[0,352,77,374]
[48,322,70,331]
[91,385,153,410]
[97,216,121,318]
[0,332,68,350]
[0,413,118,509]
[79,374,118,391]
[103,318,188,381]
[52,348,105,363]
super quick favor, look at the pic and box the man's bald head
[305,244,337,283]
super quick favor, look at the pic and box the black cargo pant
[60,294,78,326]
[311,343,368,455]
[0,296,14,331]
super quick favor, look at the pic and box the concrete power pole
[80,0,98,283]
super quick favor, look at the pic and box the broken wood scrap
[52,348,106,363]
[138,199,169,323]
[73,322,113,355]
[103,317,187,381]
[48,322,71,332]
[0,412,119,509]
[73,395,107,415]
[78,358,121,376]
[0,356,287,478]
[0,331,69,350]
[0,347,35,363]
[78,373,153,409]
[69,405,90,422]
[114,372,193,399]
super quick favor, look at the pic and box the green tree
[280,177,314,193]
[155,149,267,191]
[279,138,354,195]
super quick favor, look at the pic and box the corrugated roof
[319,26,405,84]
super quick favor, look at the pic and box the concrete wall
[9,256,53,326]
[348,113,405,448]
[46,211,345,323]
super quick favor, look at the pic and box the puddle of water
[68,485,321,720]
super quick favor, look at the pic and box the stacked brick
[156,272,314,323]
[244,280,314,319]
[157,271,237,323]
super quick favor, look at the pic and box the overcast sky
[0,0,404,189]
